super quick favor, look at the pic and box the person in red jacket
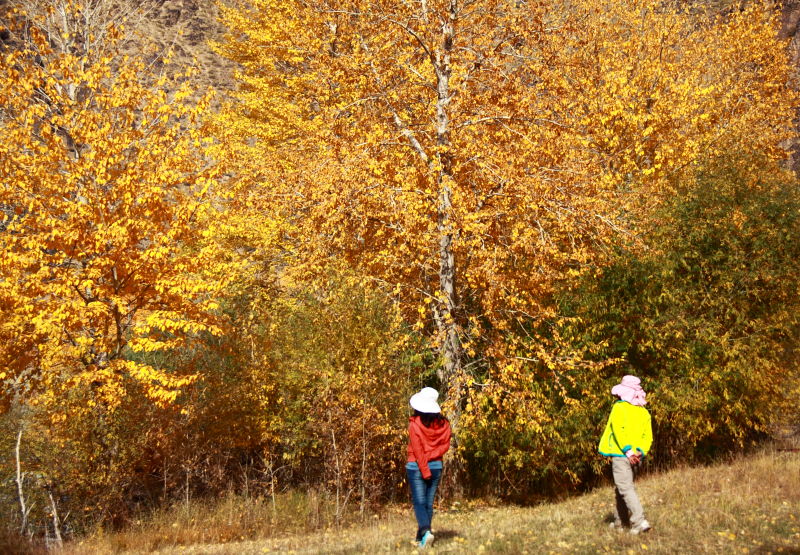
[406,387,451,549]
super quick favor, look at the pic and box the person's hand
[626,451,642,465]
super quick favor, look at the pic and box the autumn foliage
[0,0,229,530]
[1,0,800,544]
[213,0,797,426]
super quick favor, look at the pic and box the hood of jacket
[409,415,450,443]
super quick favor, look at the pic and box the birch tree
[213,0,796,431]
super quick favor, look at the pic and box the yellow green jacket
[598,400,653,457]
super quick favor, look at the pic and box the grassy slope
[68,449,800,555]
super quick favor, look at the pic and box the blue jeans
[406,461,443,541]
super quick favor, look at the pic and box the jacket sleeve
[608,403,634,454]
[638,411,653,456]
[611,404,653,456]
[408,422,432,479]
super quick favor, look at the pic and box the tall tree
[0,1,226,413]
[214,0,796,428]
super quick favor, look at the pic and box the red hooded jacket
[407,415,452,479]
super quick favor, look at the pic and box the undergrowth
[56,445,800,554]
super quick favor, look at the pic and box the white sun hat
[409,387,441,413]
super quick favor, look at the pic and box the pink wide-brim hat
[611,375,647,406]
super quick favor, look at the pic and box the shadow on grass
[433,529,461,541]
[754,546,800,554]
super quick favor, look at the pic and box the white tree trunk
[434,0,463,427]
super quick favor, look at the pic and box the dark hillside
[0,0,233,92]
[135,0,233,92]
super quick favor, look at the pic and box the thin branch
[384,17,436,68]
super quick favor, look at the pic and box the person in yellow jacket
[598,375,653,535]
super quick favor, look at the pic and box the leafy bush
[459,159,800,498]
[574,161,800,461]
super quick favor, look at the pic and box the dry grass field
[63,446,800,554]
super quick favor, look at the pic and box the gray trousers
[612,456,645,527]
